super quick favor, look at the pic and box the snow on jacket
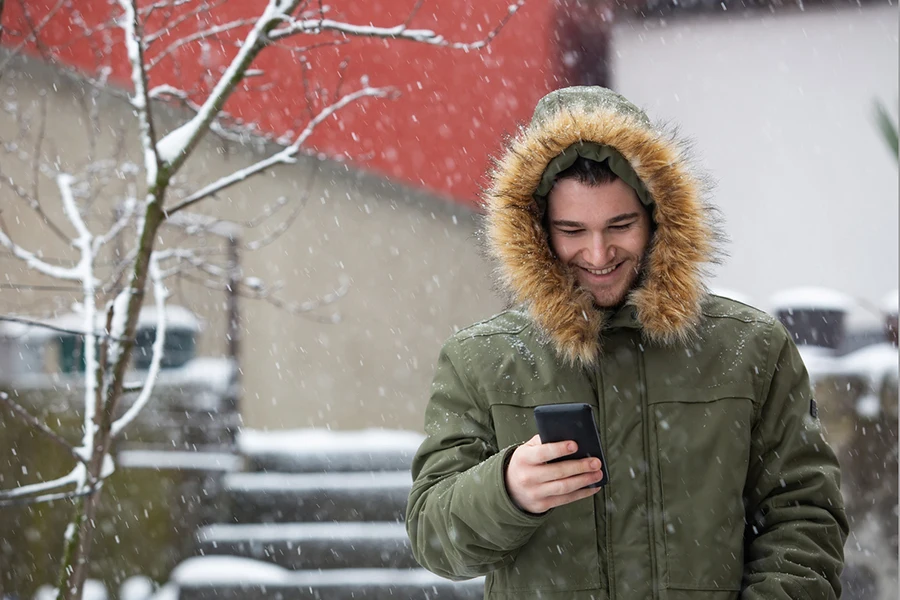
[405,87,848,600]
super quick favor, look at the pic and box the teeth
[585,264,617,276]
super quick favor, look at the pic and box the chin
[590,289,628,309]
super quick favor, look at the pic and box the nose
[587,232,615,266]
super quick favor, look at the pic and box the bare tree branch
[269,2,526,50]
[0,391,91,470]
[166,85,390,215]
[0,0,6,51]
[0,0,67,75]
[0,282,83,292]
[143,0,228,46]
[245,169,317,251]
[146,18,255,70]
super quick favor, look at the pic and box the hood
[482,86,723,366]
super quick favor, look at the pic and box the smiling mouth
[579,263,621,276]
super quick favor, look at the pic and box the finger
[538,468,605,497]
[522,434,542,447]
[536,457,602,484]
[530,440,578,464]
[543,483,603,510]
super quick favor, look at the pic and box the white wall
[613,5,898,311]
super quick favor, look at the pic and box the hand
[504,434,604,514]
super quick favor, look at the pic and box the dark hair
[555,156,618,187]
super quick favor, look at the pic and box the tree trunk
[55,197,166,600]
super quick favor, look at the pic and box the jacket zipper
[637,337,661,600]
[592,363,615,600]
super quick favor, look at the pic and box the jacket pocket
[488,400,601,592]
[648,386,753,592]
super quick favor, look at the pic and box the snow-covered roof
[768,287,855,312]
[153,356,234,395]
[882,289,899,315]
[0,305,202,340]
[833,343,898,382]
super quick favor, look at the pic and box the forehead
[547,178,644,220]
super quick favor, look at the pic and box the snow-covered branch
[0,222,83,281]
[149,85,267,145]
[269,1,526,50]
[117,0,160,187]
[166,85,389,215]
[110,254,168,438]
[153,0,306,173]
[0,464,84,502]
[59,171,101,485]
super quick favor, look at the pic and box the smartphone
[533,403,609,488]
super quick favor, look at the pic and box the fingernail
[567,443,576,452]
[592,460,601,470]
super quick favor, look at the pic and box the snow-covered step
[172,557,483,600]
[196,522,418,570]
[225,471,411,523]
[239,429,423,474]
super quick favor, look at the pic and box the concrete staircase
[171,430,484,599]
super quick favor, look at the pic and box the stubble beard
[584,253,648,310]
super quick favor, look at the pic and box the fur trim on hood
[482,87,724,366]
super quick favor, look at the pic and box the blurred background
[0,0,896,599]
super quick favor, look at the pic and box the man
[405,86,848,599]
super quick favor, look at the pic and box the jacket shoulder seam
[454,311,531,340]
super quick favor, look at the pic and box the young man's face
[547,177,652,308]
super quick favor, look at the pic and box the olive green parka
[405,87,848,600]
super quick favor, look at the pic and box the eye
[609,222,634,231]
[557,228,583,236]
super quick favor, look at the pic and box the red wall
[2,0,559,207]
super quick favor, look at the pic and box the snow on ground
[171,556,482,587]
[33,580,107,600]
[119,576,155,600]
[238,428,424,456]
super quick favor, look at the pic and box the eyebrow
[551,213,641,228]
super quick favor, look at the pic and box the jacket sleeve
[742,321,850,599]
[405,338,548,581]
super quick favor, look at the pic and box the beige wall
[0,55,503,431]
